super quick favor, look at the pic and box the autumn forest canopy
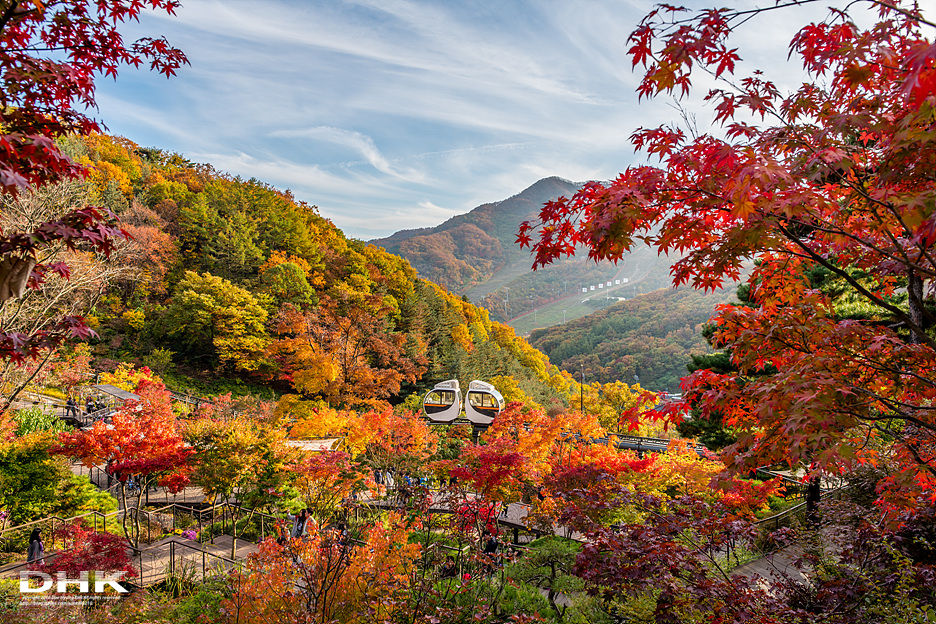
[1,0,936,623]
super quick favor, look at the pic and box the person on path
[336,522,349,545]
[482,529,499,574]
[482,530,498,555]
[275,519,288,546]
[288,509,309,539]
[27,528,44,565]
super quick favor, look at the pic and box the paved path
[730,545,809,586]
[730,526,842,592]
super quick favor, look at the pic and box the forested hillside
[3,134,576,410]
[528,287,734,392]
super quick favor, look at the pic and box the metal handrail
[754,484,851,530]
[127,536,243,588]
[0,509,118,554]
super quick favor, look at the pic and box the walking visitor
[27,528,44,566]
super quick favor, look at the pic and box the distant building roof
[91,384,139,402]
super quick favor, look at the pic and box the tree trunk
[805,476,822,529]
[231,506,258,560]
[132,486,143,548]
[119,483,137,548]
[0,350,53,412]
[907,269,926,345]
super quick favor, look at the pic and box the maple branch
[836,180,936,279]
[867,0,936,29]
[879,205,936,286]
[0,348,53,412]
[843,352,936,396]
[0,1,30,35]
[901,439,936,479]
[784,208,936,281]
[649,0,827,31]
[776,223,936,350]
[847,396,936,436]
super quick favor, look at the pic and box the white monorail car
[463,380,504,425]
[422,379,462,423]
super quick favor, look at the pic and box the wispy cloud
[95,0,826,239]
[270,126,424,181]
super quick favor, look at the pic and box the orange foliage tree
[481,401,605,480]
[52,378,192,546]
[532,438,781,532]
[290,450,372,523]
[269,294,426,409]
[348,407,438,478]
[224,513,420,624]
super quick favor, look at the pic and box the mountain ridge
[371,176,682,330]
[370,176,584,295]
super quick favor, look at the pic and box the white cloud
[341,199,461,235]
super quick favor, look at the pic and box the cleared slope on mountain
[528,287,735,392]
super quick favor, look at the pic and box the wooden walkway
[131,534,260,587]
[1,534,260,588]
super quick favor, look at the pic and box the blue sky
[93,0,869,240]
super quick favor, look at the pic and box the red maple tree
[37,522,136,582]
[53,378,193,546]
[519,2,936,509]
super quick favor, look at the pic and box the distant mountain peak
[369,177,583,293]
[370,176,676,332]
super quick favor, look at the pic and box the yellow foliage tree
[99,363,161,392]
[283,399,355,440]
[567,380,661,434]
[488,375,542,412]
